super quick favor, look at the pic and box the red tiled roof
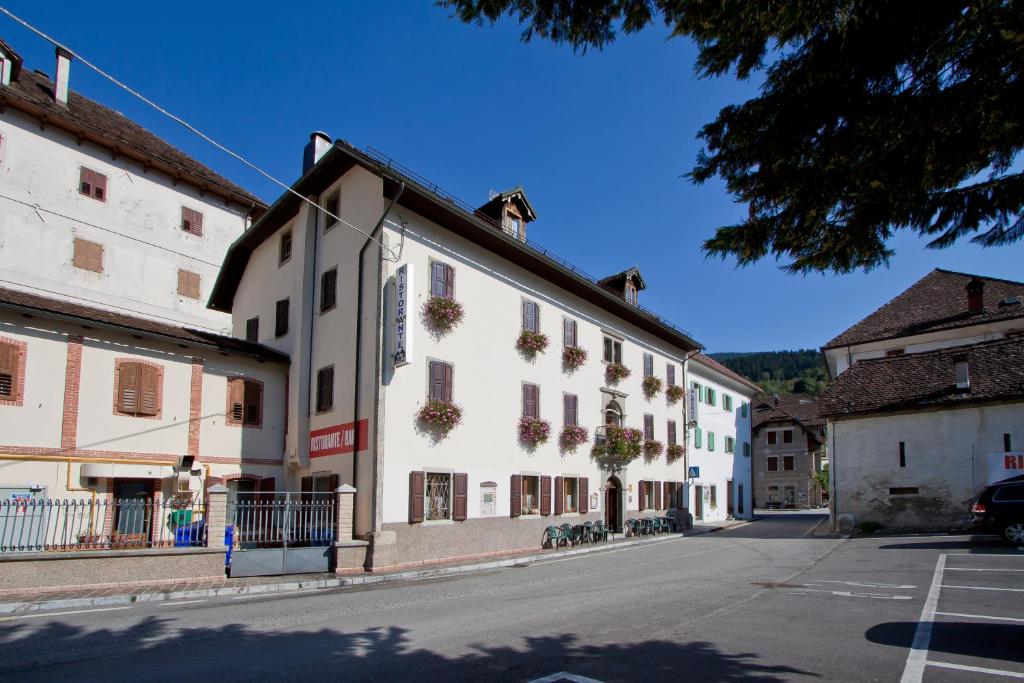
[0,67,264,210]
[818,336,1024,417]
[823,269,1024,350]
[692,353,762,393]
[752,393,823,429]
[0,285,287,362]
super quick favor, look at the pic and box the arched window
[604,400,622,427]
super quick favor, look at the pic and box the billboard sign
[309,420,369,458]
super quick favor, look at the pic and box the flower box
[642,375,663,399]
[423,296,464,334]
[666,385,685,404]
[562,345,588,370]
[666,443,684,462]
[591,425,643,465]
[560,425,588,451]
[416,399,463,438]
[605,362,630,384]
[518,416,551,446]
[643,439,664,458]
[516,330,549,356]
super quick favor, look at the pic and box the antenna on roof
[487,188,499,201]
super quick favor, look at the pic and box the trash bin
[224,525,234,567]
[174,520,205,547]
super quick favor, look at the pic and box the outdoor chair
[560,523,576,546]
[640,518,655,535]
[590,521,609,543]
[545,524,569,548]
[624,519,641,537]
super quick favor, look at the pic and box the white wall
[687,360,755,521]
[0,109,252,332]
[831,402,1024,527]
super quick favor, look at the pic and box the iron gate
[228,492,335,577]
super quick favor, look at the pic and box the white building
[687,354,758,521]
[0,40,286,508]
[0,39,264,333]
[819,269,1024,528]
[209,136,757,570]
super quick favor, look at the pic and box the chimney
[954,354,970,392]
[773,394,780,408]
[966,277,985,313]
[54,47,72,106]
[302,131,331,175]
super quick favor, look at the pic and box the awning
[80,463,174,480]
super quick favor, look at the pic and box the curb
[0,532,698,616]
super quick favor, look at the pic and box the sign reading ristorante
[309,420,369,458]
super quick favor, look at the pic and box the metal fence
[231,493,334,549]
[0,495,207,553]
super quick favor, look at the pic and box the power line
[0,5,398,261]
[0,192,223,267]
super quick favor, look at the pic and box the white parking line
[158,600,208,607]
[530,673,605,683]
[926,661,1024,679]
[0,606,131,621]
[945,567,1024,572]
[941,585,1024,592]
[900,553,946,683]
[935,611,1024,624]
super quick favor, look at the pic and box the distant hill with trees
[709,350,829,397]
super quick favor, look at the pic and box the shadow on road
[866,622,1024,665]
[874,538,1009,552]
[0,617,821,682]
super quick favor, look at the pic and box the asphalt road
[1,510,1020,682]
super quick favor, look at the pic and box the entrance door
[727,480,734,516]
[604,476,621,532]
[694,485,704,520]
[112,479,154,548]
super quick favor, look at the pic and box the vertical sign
[394,263,413,367]
[686,387,699,426]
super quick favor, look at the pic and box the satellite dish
[487,188,499,200]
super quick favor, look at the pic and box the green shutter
[694,427,702,449]
[708,432,715,451]
[741,402,748,417]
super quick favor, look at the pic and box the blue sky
[4,2,1020,352]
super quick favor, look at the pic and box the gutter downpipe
[682,349,700,528]
[297,193,322,490]
[354,182,404,538]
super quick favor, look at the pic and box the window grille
[425,473,451,520]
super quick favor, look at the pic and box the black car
[971,474,1024,545]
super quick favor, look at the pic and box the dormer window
[626,282,638,305]
[598,267,646,305]
[476,186,536,242]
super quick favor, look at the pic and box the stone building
[751,394,826,509]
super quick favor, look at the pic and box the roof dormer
[476,186,537,241]
[0,38,24,87]
[599,267,646,306]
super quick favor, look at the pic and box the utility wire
[0,5,398,260]
[0,192,223,267]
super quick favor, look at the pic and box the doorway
[112,479,154,548]
[694,485,704,520]
[604,476,621,532]
[726,480,734,516]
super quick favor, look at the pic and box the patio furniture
[560,523,576,546]
[590,521,609,542]
[545,524,569,548]
[640,518,655,535]
[624,519,641,537]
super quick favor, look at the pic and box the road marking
[935,611,1024,624]
[942,585,1024,592]
[790,588,912,600]
[0,606,131,621]
[158,599,208,606]
[900,553,946,683]
[530,673,605,683]
[926,661,1024,679]
[816,580,916,589]
[945,567,1024,572]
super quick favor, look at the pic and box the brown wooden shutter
[510,474,522,517]
[452,473,468,521]
[552,476,562,515]
[79,167,92,196]
[244,380,261,425]
[429,361,444,401]
[522,384,538,418]
[579,477,589,514]
[522,300,537,332]
[139,365,158,415]
[228,378,244,423]
[444,264,454,298]
[431,262,445,297]
[87,241,102,273]
[663,482,672,509]
[644,414,654,440]
[177,270,188,297]
[443,363,453,403]
[409,471,425,523]
[0,342,18,397]
[668,420,677,445]
[541,475,552,516]
[118,362,139,413]
[93,172,107,200]
[667,364,675,386]
[182,207,204,236]
[655,482,663,510]
[638,481,646,512]
[563,394,576,427]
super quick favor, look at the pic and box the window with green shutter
[692,381,703,402]
[694,427,702,449]
[741,402,748,418]
[706,388,716,406]
[723,395,733,411]
[708,431,715,451]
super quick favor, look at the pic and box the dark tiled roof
[692,353,762,394]
[0,67,264,210]
[823,269,1024,349]
[598,267,647,293]
[476,185,537,222]
[0,285,287,363]
[752,393,823,429]
[818,336,1024,417]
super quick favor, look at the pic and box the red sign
[309,420,368,458]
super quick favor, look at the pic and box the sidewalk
[0,521,741,615]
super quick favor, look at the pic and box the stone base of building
[0,547,225,592]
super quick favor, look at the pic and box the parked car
[971,474,1024,545]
